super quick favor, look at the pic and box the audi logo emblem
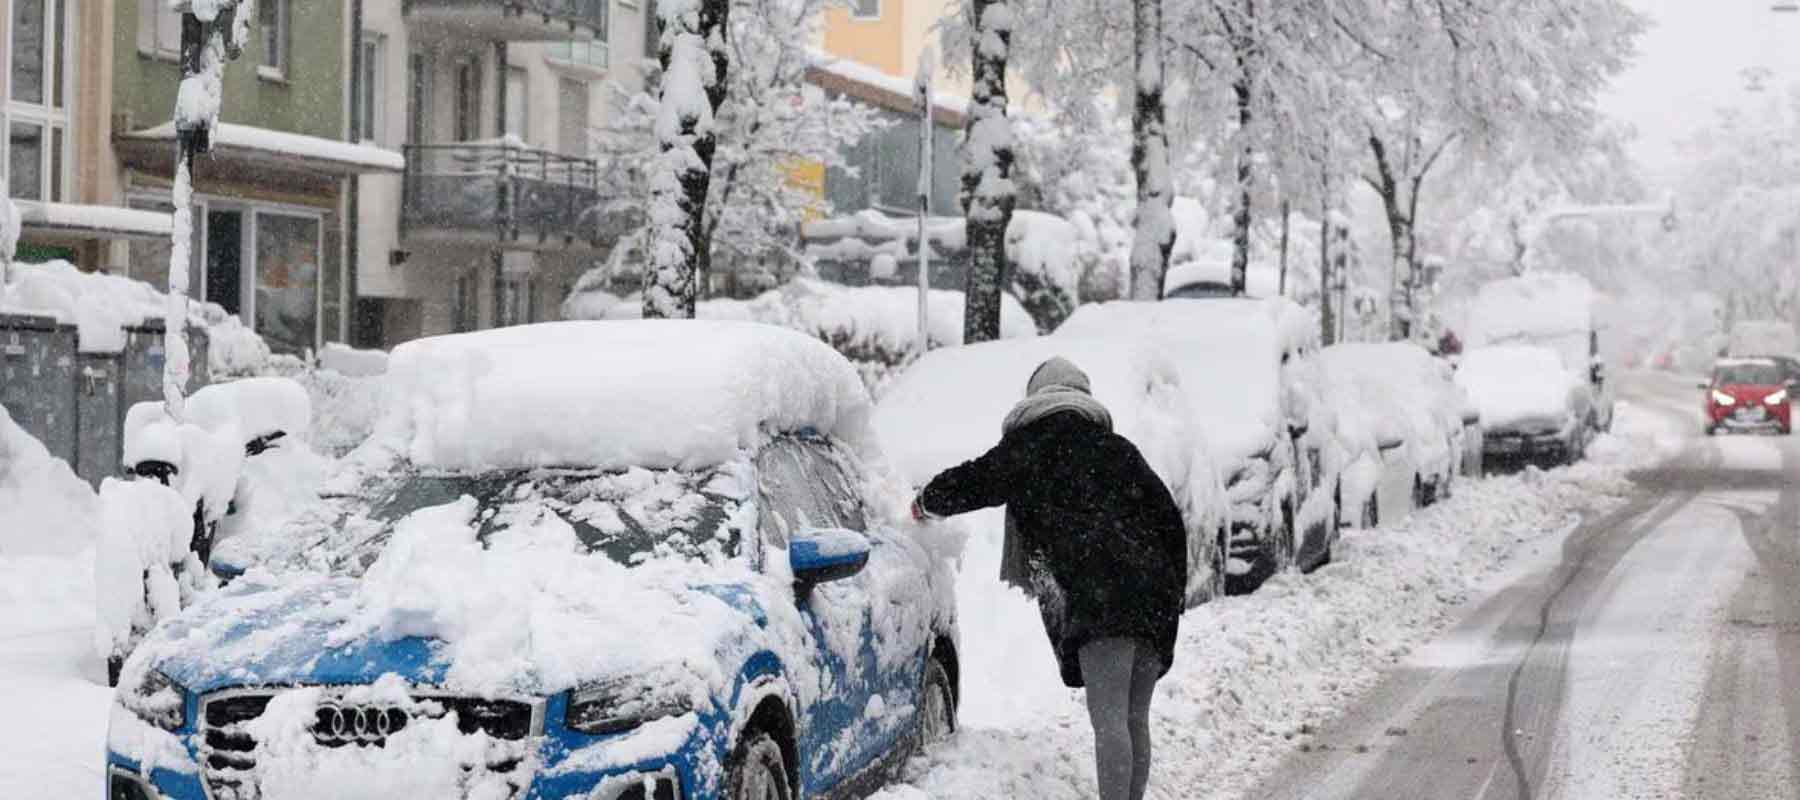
[311,704,410,746]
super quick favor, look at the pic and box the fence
[1,313,210,488]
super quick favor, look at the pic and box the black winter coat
[917,411,1188,687]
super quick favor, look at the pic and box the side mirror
[790,528,870,597]
[1376,434,1406,453]
[1696,381,1710,391]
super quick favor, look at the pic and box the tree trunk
[1277,199,1290,297]
[1367,135,1410,341]
[1319,192,1333,345]
[1128,0,1173,301]
[960,0,1015,343]
[643,0,730,319]
[1229,0,1255,296]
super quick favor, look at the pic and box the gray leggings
[1079,637,1161,800]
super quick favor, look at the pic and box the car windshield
[1715,363,1785,386]
[330,467,742,572]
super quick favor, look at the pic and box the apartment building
[352,0,652,346]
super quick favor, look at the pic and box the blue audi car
[104,321,960,800]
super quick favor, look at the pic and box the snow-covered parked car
[1057,296,1334,594]
[105,321,960,800]
[873,335,1228,602]
[1454,344,1597,467]
[1320,342,1473,527]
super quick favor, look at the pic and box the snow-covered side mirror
[790,528,870,597]
[1696,381,1711,391]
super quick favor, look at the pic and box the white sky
[1599,0,1800,183]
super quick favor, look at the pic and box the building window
[407,49,433,145]
[454,57,482,141]
[259,0,288,77]
[137,0,181,58]
[359,35,386,144]
[547,41,609,71]
[8,0,70,203]
[254,212,321,355]
[498,274,534,327]
[850,0,879,21]
[504,67,529,142]
[453,271,480,332]
[557,77,590,157]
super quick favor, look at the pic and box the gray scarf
[998,357,1113,591]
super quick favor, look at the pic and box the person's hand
[910,498,937,522]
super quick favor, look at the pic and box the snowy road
[1246,372,1800,800]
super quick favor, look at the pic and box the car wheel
[726,731,791,800]
[916,658,957,749]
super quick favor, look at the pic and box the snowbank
[0,259,269,372]
[378,320,873,472]
[0,403,99,556]
[1455,345,1577,432]
[318,342,389,377]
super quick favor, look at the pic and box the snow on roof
[14,200,172,240]
[1715,356,1780,367]
[873,335,1213,522]
[1467,272,1596,347]
[1057,297,1319,460]
[805,49,970,120]
[376,320,874,472]
[123,122,405,174]
[1453,345,1575,432]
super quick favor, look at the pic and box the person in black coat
[911,356,1187,800]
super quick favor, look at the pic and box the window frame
[136,0,181,60]
[257,0,289,81]
[7,0,73,204]
[849,0,880,21]
[504,65,530,142]
[754,436,869,565]
[406,48,434,146]
[359,34,387,145]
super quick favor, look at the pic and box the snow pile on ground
[0,403,99,555]
[263,356,387,456]
[876,453,1643,800]
[1454,344,1577,430]
[318,342,390,377]
[0,259,269,372]
[379,320,873,472]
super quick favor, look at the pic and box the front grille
[199,689,540,800]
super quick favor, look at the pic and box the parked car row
[102,296,1565,800]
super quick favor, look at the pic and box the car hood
[143,569,771,697]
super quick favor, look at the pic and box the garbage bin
[75,351,124,487]
[122,319,211,416]
[0,313,80,468]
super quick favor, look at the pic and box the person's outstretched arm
[914,431,1029,519]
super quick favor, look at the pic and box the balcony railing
[401,141,610,251]
[402,0,607,42]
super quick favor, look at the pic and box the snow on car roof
[873,336,1209,511]
[1056,297,1318,460]
[1467,272,1596,347]
[1715,357,1779,367]
[377,320,873,472]
[1320,342,1465,454]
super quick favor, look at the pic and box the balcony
[401,141,620,252]
[402,0,606,42]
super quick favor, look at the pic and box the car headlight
[1766,389,1788,405]
[566,677,694,736]
[1712,390,1736,406]
[122,669,188,732]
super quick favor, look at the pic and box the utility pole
[165,0,247,420]
[914,48,936,362]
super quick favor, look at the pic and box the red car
[1703,358,1794,435]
